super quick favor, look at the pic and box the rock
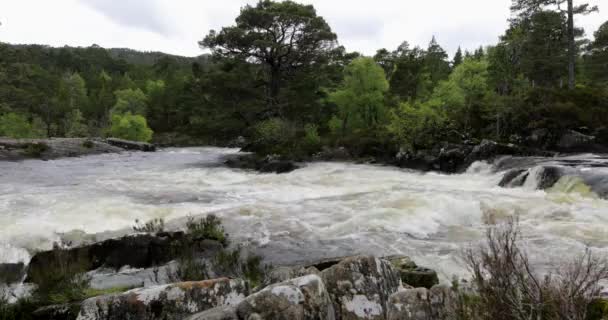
[226,136,247,149]
[185,306,239,320]
[27,233,224,282]
[224,154,300,174]
[536,166,563,190]
[437,146,468,173]
[313,147,353,161]
[0,138,125,161]
[387,285,454,320]
[395,149,439,172]
[0,262,25,284]
[498,169,529,188]
[105,138,156,152]
[33,303,81,320]
[388,256,439,289]
[263,266,320,287]
[320,256,401,320]
[556,130,597,152]
[236,274,335,320]
[259,159,299,174]
[76,278,248,320]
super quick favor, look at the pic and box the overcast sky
[0,0,605,58]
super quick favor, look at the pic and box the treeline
[1,0,607,153]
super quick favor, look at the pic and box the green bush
[0,113,37,139]
[252,118,296,154]
[301,123,321,153]
[28,244,91,305]
[132,218,165,234]
[214,246,268,288]
[21,143,49,158]
[186,215,228,246]
[0,297,38,320]
[109,112,153,142]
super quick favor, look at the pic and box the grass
[214,246,268,288]
[186,215,228,246]
[132,218,165,234]
[83,286,132,299]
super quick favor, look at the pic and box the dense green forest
[1,0,607,156]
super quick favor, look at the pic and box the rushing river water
[1,147,607,281]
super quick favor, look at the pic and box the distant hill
[106,47,211,66]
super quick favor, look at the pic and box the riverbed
[1,147,607,280]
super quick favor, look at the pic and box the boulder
[76,278,248,320]
[387,285,454,320]
[536,166,563,190]
[395,149,439,172]
[437,146,468,173]
[320,256,401,320]
[224,154,300,174]
[33,303,81,320]
[226,136,247,149]
[0,262,25,284]
[556,130,595,152]
[236,274,335,320]
[498,169,529,188]
[313,147,353,161]
[263,266,320,287]
[105,138,156,152]
[27,233,224,282]
[388,256,439,289]
[185,306,239,320]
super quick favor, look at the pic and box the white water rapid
[1,147,607,281]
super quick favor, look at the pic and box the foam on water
[1,148,607,281]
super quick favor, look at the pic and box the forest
[1,0,607,158]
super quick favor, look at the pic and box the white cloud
[0,0,605,58]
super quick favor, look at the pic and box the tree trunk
[567,0,576,90]
[268,66,281,115]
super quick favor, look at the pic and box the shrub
[301,123,322,153]
[132,218,165,234]
[21,143,49,158]
[82,140,94,149]
[109,112,153,142]
[169,247,209,282]
[463,217,608,320]
[28,244,91,305]
[0,297,38,320]
[186,215,228,246]
[0,113,37,139]
[64,110,89,138]
[252,118,296,154]
[214,246,268,288]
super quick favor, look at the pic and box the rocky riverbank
[3,230,446,320]
[0,138,156,161]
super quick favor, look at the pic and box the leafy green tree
[64,109,89,137]
[112,88,148,115]
[109,113,153,142]
[201,0,337,112]
[585,21,608,85]
[60,73,88,109]
[0,113,37,138]
[328,57,389,136]
[431,58,492,136]
[388,101,447,151]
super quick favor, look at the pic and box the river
[1,147,607,281]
